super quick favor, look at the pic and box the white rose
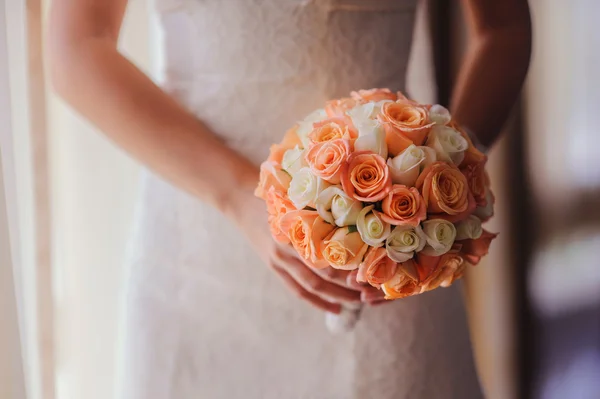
[426,125,469,165]
[348,102,389,158]
[454,215,483,240]
[356,205,391,247]
[387,144,436,186]
[429,104,452,125]
[281,146,307,176]
[297,108,327,148]
[386,224,427,263]
[288,167,329,209]
[473,188,495,221]
[316,185,363,227]
[421,219,457,256]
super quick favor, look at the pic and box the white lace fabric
[119,1,484,397]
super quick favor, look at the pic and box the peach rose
[325,97,358,119]
[461,160,490,208]
[381,259,420,299]
[305,139,351,184]
[322,227,369,270]
[308,119,356,145]
[357,246,397,287]
[458,229,498,265]
[265,187,296,244]
[381,185,426,226]
[415,162,476,223]
[420,253,465,293]
[279,210,336,269]
[351,88,398,102]
[450,121,487,167]
[267,127,302,164]
[341,151,392,202]
[378,101,435,154]
[255,161,292,200]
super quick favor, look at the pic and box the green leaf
[348,225,358,234]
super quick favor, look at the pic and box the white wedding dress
[119,0,484,398]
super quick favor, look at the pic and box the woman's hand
[234,190,363,314]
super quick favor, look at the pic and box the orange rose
[341,151,392,202]
[420,253,465,293]
[458,229,498,265]
[415,162,476,223]
[350,88,397,103]
[265,187,296,244]
[279,210,336,269]
[381,185,426,226]
[305,139,351,184]
[308,119,356,145]
[378,101,435,154]
[267,127,302,164]
[325,97,358,119]
[357,246,398,287]
[322,227,369,270]
[461,160,489,208]
[450,121,487,167]
[254,161,292,200]
[381,259,420,299]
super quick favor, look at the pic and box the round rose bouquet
[255,88,497,330]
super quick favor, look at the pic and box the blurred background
[1,1,599,398]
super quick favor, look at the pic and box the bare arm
[451,0,532,148]
[48,0,257,219]
[48,0,362,311]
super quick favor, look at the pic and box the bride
[48,0,531,397]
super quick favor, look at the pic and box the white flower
[387,144,436,186]
[288,167,329,209]
[429,104,452,125]
[473,188,495,221]
[386,224,427,263]
[356,205,391,247]
[354,123,388,158]
[455,215,483,240]
[426,125,469,165]
[281,146,307,176]
[348,102,389,158]
[297,108,327,148]
[421,219,457,256]
[316,185,363,227]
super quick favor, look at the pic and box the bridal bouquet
[255,88,497,328]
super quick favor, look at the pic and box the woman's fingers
[271,266,342,314]
[313,267,356,288]
[361,285,386,303]
[275,249,362,304]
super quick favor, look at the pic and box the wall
[46,1,156,398]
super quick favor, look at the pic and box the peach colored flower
[378,101,435,154]
[461,160,489,208]
[351,88,397,103]
[322,227,369,270]
[305,139,351,184]
[420,253,465,293]
[267,127,302,164]
[458,229,498,265]
[450,121,487,167]
[341,151,392,202]
[255,161,292,200]
[308,118,356,144]
[381,185,426,226]
[325,97,358,119]
[279,210,336,269]
[357,246,397,287]
[265,187,296,244]
[381,259,420,299]
[415,162,476,223]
